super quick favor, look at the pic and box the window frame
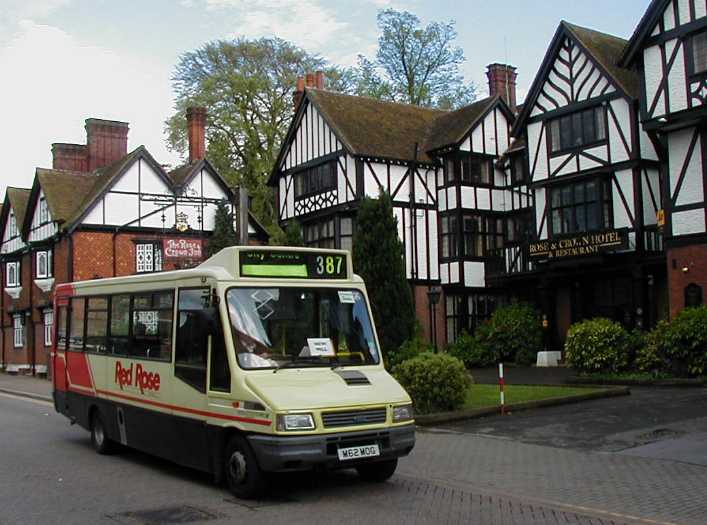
[303,217,336,249]
[135,241,163,274]
[5,260,20,288]
[174,287,212,393]
[461,213,506,258]
[445,293,498,344]
[548,105,607,155]
[38,197,50,225]
[443,153,494,187]
[293,161,336,199]
[686,29,707,78]
[35,249,53,279]
[44,309,53,347]
[549,178,613,236]
[440,213,459,260]
[13,314,24,348]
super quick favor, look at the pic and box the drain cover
[109,505,220,524]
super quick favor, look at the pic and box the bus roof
[60,246,359,292]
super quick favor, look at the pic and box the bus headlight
[276,413,316,431]
[392,404,414,422]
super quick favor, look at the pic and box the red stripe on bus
[94,389,272,427]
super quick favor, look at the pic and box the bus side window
[175,288,210,393]
[85,297,108,353]
[69,298,86,351]
[131,291,173,360]
[109,295,130,356]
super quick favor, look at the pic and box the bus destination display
[240,250,347,279]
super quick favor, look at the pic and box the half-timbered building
[0,109,268,375]
[621,0,707,317]
[499,21,666,346]
[269,67,532,346]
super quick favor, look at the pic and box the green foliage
[206,200,237,257]
[476,303,542,365]
[646,306,707,377]
[446,331,495,369]
[353,190,415,355]
[387,325,431,369]
[166,37,349,232]
[353,9,476,109]
[564,318,632,373]
[393,353,471,413]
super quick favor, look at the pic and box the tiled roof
[563,22,639,98]
[6,187,31,226]
[423,96,500,153]
[35,168,96,225]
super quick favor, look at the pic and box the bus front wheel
[356,458,398,482]
[224,435,267,499]
[90,411,115,455]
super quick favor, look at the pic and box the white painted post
[499,362,505,415]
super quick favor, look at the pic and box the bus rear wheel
[356,458,398,482]
[224,435,267,499]
[90,411,115,455]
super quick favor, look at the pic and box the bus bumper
[247,425,416,472]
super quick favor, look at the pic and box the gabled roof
[7,187,31,227]
[168,157,233,196]
[307,88,446,163]
[513,21,637,136]
[620,0,670,67]
[68,145,173,231]
[424,95,512,153]
[0,187,31,243]
[36,169,96,225]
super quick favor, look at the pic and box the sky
[0,0,652,197]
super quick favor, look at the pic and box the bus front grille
[321,408,387,428]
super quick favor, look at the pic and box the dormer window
[549,106,606,153]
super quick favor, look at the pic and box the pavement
[0,372,52,401]
[1,372,706,524]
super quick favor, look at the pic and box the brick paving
[402,428,707,525]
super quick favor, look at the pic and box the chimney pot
[186,106,207,164]
[305,72,315,87]
[293,76,306,111]
[85,118,129,171]
[486,63,518,112]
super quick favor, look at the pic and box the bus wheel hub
[229,451,247,484]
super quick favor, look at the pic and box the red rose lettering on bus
[115,362,160,394]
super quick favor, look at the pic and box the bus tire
[90,411,115,455]
[356,458,398,482]
[224,435,267,499]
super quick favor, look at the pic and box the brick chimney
[52,143,88,171]
[85,118,129,171]
[293,76,305,110]
[487,63,517,112]
[186,107,207,163]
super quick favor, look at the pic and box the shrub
[650,306,707,377]
[476,303,542,365]
[386,328,432,369]
[635,324,666,374]
[393,352,472,414]
[446,331,495,369]
[564,318,632,373]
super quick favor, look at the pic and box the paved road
[2,390,706,525]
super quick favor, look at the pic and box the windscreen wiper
[273,357,326,372]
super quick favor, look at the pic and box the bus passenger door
[171,287,212,471]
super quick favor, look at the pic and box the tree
[165,37,352,234]
[207,200,237,257]
[354,9,476,109]
[352,190,415,355]
[268,220,304,246]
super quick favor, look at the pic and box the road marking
[397,473,683,525]
[0,391,52,406]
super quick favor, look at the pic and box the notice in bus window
[303,338,335,357]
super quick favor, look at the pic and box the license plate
[337,444,380,461]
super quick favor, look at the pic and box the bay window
[462,214,505,257]
[440,215,458,258]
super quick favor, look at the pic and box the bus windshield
[226,287,380,370]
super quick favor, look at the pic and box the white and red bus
[52,247,415,498]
